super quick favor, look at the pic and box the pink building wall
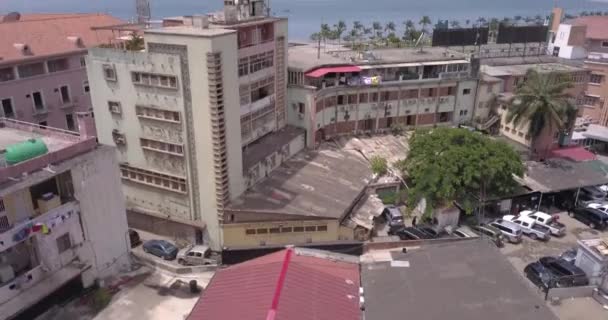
[0,54,96,136]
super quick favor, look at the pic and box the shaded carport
[515,158,608,210]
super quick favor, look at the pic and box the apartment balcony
[0,201,80,252]
[586,52,608,63]
[241,95,275,117]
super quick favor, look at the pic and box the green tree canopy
[397,128,524,213]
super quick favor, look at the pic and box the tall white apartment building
[87,0,289,250]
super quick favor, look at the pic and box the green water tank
[5,138,49,165]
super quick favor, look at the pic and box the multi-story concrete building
[0,13,124,135]
[548,16,608,60]
[286,45,479,146]
[0,117,130,319]
[87,0,291,250]
[481,62,588,157]
[585,53,608,126]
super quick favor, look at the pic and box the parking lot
[498,211,608,320]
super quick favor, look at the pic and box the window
[18,62,45,78]
[47,58,69,73]
[120,164,188,193]
[584,96,598,106]
[140,138,184,156]
[38,121,48,127]
[590,74,603,85]
[245,229,256,235]
[305,226,316,232]
[103,64,116,81]
[83,81,90,93]
[337,95,345,105]
[59,85,70,104]
[135,105,180,123]
[269,228,280,234]
[603,41,608,48]
[32,91,45,110]
[293,226,304,232]
[80,56,87,68]
[65,114,75,131]
[57,233,72,253]
[348,94,357,104]
[256,228,268,234]
[280,227,292,233]
[462,88,471,95]
[298,102,305,114]
[1,98,14,118]
[108,101,122,114]
[238,57,249,76]
[359,93,369,103]
[248,51,274,74]
[317,225,328,232]
[0,67,15,82]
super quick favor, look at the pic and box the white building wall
[454,79,477,124]
[286,86,315,147]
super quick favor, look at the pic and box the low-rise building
[0,117,130,319]
[548,16,608,60]
[287,45,478,146]
[481,62,588,157]
[0,13,125,135]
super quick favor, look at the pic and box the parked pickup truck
[503,215,551,241]
[519,210,566,237]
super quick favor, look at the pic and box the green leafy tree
[310,32,321,41]
[450,20,461,28]
[403,20,417,44]
[334,20,347,46]
[506,69,577,157]
[370,156,389,176]
[419,16,431,33]
[397,128,524,213]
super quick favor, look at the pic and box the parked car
[142,240,178,260]
[568,207,608,230]
[177,245,212,266]
[503,215,551,241]
[452,226,479,238]
[469,224,505,248]
[415,225,440,238]
[586,203,608,215]
[129,229,142,248]
[519,210,566,236]
[488,219,523,244]
[579,186,607,202]
[391,227,434,240]
[559,248,578,264]
[382,206,405,229]
[524,261,555,289]
[539,256,589,287]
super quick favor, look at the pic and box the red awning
[305,66,361,78]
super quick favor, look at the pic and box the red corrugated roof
[549,146,596,162]
[0,13,125,63]
[570,16,608,40]
[188,249,361,320]
[305,66,361,78]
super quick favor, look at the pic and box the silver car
[177,245,211,266]
[489,219,523,244]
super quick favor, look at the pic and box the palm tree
[465,19,471,27]
[372,21,383,42]
[506,70,577,158]
[403,20,417,44]
[363,27,372,41]
[384,21,396,46]
[320,23,331,49]
[348,29,358,48]
[476,17,487,27]
[419,16,431,33]
[334,20,347,47]
[450,20,461,28]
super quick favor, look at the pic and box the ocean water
[1,0,608,40]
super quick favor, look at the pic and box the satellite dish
[2,12,21,23]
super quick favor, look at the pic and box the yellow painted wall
[222,219,340,247]
[2,188,34,225]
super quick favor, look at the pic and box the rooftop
[187,247,361,320]
[228,134,408,220]
[0,118,96,184]
[288,43,468,71]
[482,62,586,77]
[548,146,597,162]
[579,238,608,259]
[361,240,559,320]
[145,25,236,38]
[567,16,608,40]
[0,13,124,63]
[579,124,608,143]
[517,158,608,192]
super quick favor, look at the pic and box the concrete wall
[0,54,93,133]
[71,146,131,278]
[2,188,34,225]
[474,80,502,122]
[547,285,597,299]
[222,219,340,247]
[286,86,316,147]
[587,39,608,54]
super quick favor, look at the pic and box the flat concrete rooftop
[289,43,467,71]
[482,62,586,77]
[0,127,74,156]
[242,126,305,172]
